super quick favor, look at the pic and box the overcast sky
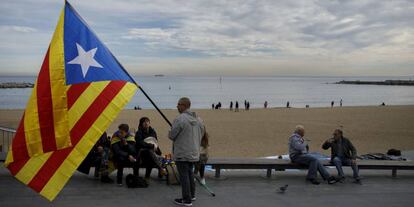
[0,0,413,76]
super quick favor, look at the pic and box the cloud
[0,25,37,33]
[0,0,413,76]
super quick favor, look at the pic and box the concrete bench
[207,157,414,178]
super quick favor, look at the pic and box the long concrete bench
[207,157,414,178]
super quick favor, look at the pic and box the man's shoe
[191,197,196,201]
[353,178,362,184]
[174,198,192,206]
[100,176,114,183]
[337,176,345,183]
[306,178,320,185]
[200,178,206,185]
[327,176,338,184]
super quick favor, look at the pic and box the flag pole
[138,86,172,127]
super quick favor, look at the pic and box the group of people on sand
[289,125,361,185]
[84,97,207,206]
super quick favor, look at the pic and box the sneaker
[174,198,192,206]
[353,178,362,184]
[337,176,345,183]
[191,197,196,201]
[200,178,206,185]
[306,178,320,185]
[327,176,338,184]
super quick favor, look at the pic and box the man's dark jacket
[322,137,357,161]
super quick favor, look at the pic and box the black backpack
[125,174,148,188]
[387,149,401,156]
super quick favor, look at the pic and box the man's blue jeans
[332,156,359,179]
[292,154,330,180]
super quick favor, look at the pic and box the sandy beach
[1,105,413,158]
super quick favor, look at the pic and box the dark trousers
[116,160,138,184]
[194,163,206,178]
[138,149,163,178]
[176,161,195,202]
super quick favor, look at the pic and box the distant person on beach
[235,101,239,112]
[381,102,386,106]
[264,101,268,109]
[169,97,204,206]
[244,100,247,109]
[111,124,138,186]
[218,102,222,109]
[340,99,343,107]
[194,127,209,185]
[230,101,233,111]
[331,101,334,108]
[286,101,290,108]
[288,125,337,185]
[135,117,166,181]
[322,129,360,183]
[212,103,215,110]
[247,102,250,110]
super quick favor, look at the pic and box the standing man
[288,125,337,185]
[322,129,360,183]
[230,101,233,111]
[169,97,204,206]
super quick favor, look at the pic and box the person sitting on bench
[322,129,360,183]
[135,117,166,181]
[111,124,138,186]
[288,125,337,185]
[94,131,113,183]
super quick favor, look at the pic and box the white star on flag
[68,43,103,78]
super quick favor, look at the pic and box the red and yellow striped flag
[5,1,138,201]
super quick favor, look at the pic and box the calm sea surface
[0,76,413,109]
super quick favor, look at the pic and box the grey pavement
[1,164,414,207]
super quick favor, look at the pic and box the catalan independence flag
[4,1,137,201]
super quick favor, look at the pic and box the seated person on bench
[135,117,166,180]
[94,131,113,183]
[111,124,138,186]
[322,128,360,183]
[288,125,337,185]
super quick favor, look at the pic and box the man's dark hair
[118,124,129,132]
[336,129,343,135]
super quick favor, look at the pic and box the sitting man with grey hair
[288,125,337,185]
[322,128,360,183]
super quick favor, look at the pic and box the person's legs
[145,167,152,178]
[332,156,345,178]
[199,164,205,178]
[293,154,331,181]
[189,162,196,199]
[342,158,360,179]
[116,163,124,185]
[293,154,318,180]
[316,159,330,180]
[176,161,192,203]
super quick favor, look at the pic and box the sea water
[0,76,413,109]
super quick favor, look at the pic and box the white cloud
[0,25,37,33]
[0,0,413,76]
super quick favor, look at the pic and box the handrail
[0,126,16,161]
[0,126,16,133]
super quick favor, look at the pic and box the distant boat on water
[154,74,165,77]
